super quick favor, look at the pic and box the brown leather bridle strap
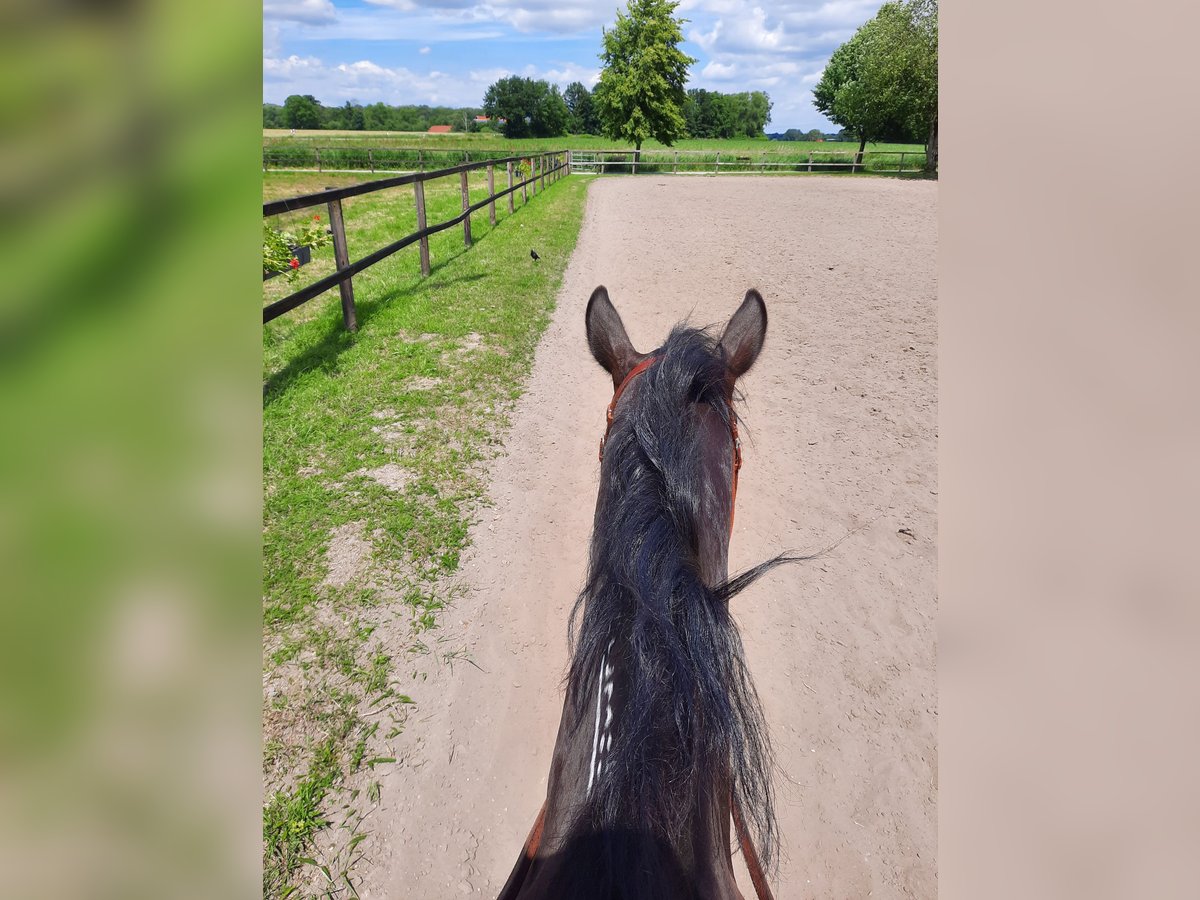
[732,792,775,900]
[598,357,742,537]
[598,356,658,462]
[522,801,547,859]
[497,802,548,900]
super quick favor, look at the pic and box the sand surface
[356,175,937,898]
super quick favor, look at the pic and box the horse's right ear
[717,289,768,383]
[585,285,639,386]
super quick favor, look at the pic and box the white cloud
[263,0,337,25]
[264,54,486,107]
[364,0,610,34]
[701,61,738,80]
[537,62,602,89]
[262,0,878,129]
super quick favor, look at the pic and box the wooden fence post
[315,148,322,173]
[567,150,572,176]
[532,158,538,197]
[487,164,496,225]
[807,151,813,173]
[460,169,472,247]
[368,148,374,173]
[325,192,356,331]
[522,161,529,204]
[715,151,720,175]
[674,151,679,174]
[507,162,515,213]
[898,152,907,174]
[418,149,423,172]
[414,180,430,277]
[540,155,546,191]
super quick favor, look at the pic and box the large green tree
[859,0,938,172]
[283,94,321,130]
[684,89,772,139]
[594,0,696,170]
[813,0,938,172]
[482,76,569,138]
[812,33,888,162]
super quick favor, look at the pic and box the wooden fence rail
[565,148,925,176]
[263,151,566,328]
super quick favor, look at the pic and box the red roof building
[428,125,452,134]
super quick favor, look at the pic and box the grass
[262,132,926,176]
[262,165,588,898]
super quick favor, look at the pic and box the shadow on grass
[263,270,490,406]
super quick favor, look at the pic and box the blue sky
[263,0,885,132]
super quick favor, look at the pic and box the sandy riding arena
[356,175,937,898]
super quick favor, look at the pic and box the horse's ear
[718,289,768,382]
[586,285,639,384]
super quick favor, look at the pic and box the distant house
[428,125,452,134]
[473,115,489,123]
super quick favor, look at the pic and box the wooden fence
[263,151,567,329]
[566,148,925,175]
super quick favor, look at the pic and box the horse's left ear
[717,289,768,382]
[586,285,641,386]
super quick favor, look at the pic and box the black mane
[564,324,788,884]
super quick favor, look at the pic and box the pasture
[263,130,927,176]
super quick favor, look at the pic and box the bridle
[592,355,772,900]
[506,357,773,900]
[597,356,744,535]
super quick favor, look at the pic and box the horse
[497,286,796,900]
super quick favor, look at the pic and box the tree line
[266,81,773,143]
[263,96,482,132]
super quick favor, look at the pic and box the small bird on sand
[530,249,540,261]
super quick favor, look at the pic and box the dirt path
[357,175,937,899]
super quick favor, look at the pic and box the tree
[263,104,286,129]
[483,76,569,138]
[594,0,696,171]
[338,101,365,131]
[564,82,598,134]
[685,89,771,139]
[813,33,884,162]
[283,94,321,130]
[538,85,570,137]
[858,0,938,172]
[813,0,937,172]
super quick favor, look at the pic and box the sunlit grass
[262,168,587,898]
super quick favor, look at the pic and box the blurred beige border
[941,1,1200,897]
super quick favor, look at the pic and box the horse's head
[499,287,783,900]
[584,285,768,585]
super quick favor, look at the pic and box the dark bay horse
[498,286,794,900]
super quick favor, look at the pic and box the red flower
[289,257,300,269]
[312,215,320,221]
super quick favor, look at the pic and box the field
[262,166,588,898]
[263,130,927,175]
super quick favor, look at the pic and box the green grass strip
[262,171,588,898]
